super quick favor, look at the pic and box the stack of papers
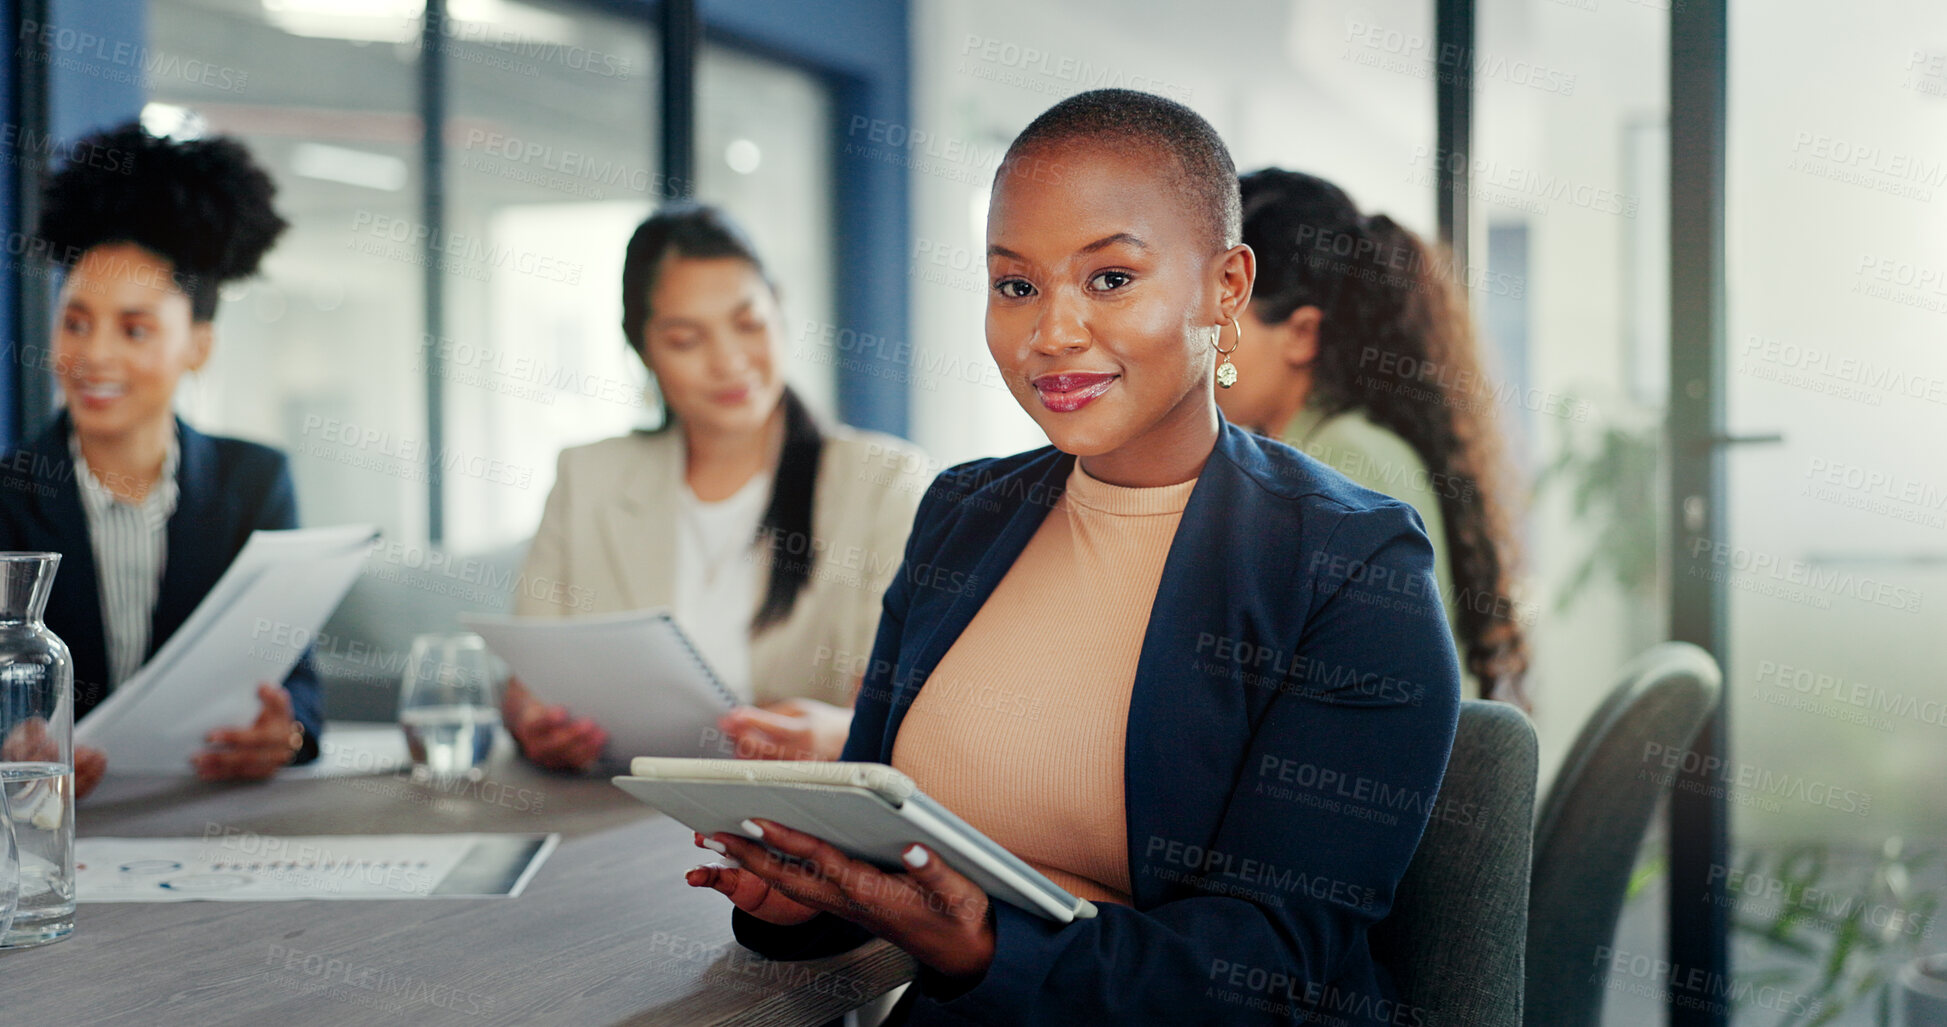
[76,525,380,773]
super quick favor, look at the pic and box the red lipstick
[1031,371,1118,413]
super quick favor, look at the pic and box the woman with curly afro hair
[0,120,322,798]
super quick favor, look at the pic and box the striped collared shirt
[70,431,181,689]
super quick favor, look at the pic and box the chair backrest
[1371,699,1538,1027]
[1525,642,1722,1027]
[313,541,529,720]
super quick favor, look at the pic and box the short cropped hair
[1000,88,1241,251]
[36,120,287,322]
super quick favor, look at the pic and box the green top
[1283,404,1478,698]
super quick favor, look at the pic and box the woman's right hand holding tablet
[503,678,607,772]
[687,821,996,981]
[686,830,821,926]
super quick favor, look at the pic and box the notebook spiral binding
[657,613,741,709]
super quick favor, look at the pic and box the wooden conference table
[0,729,916,1026]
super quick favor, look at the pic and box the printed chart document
[76,525,380,773]
[76,833,558,901]
[462,609,739,762]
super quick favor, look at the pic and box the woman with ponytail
[1218,169,1529,705]
[503,204,932,769]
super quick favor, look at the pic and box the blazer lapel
[25,414,111,710]
[600,429,681,611]
[878,449,1072,752]
[1123,423,1283,906]
[152,419,227,657]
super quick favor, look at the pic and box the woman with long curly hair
[1218,169,1529,706]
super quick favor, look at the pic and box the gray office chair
[1524,642,1722,1027]
[1371,699,1539,1027]
[312,540,529,720]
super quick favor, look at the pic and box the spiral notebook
[461,609,739,763]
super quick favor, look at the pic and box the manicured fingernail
[740,819,764,839]
[703,838,728,855]
[903,845,929,869]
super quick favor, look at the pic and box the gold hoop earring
[1212,318,1241,389]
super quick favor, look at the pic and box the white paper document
[76,833,558,902]
[280,722,414,779]
[461,609,739,763]
[76,525,380,773]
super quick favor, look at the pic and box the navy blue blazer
[0,411,322,764]
[734,421,1461,1025]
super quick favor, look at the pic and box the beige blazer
[514,423,932,706]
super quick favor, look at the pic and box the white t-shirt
[672,472,772,704]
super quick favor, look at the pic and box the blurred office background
[3,1,1944,1022]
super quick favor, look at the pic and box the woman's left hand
[716,699,853,761]
[688,819,996,981]
[193,683,302,781]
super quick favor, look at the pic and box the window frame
[7,0,909,547]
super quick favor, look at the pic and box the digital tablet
[613,757,1099,923]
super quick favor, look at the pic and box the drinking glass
[398,633,499,782]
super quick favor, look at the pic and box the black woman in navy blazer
[0,410,325,765]
[732,422,1460,1024]
[5,120,318,796]
[689,90,1462,1025]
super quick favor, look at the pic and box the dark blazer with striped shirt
[732,419,1462,1025]
[0,411,323,764]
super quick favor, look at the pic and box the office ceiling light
[447,0,505,19]
[140,103,206,140]
[291,142,409,191]
[724,139,761,175]
[263,0,580,48]
[449,0,582,46]
[261,0,423,44]
[968,190,990,250]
